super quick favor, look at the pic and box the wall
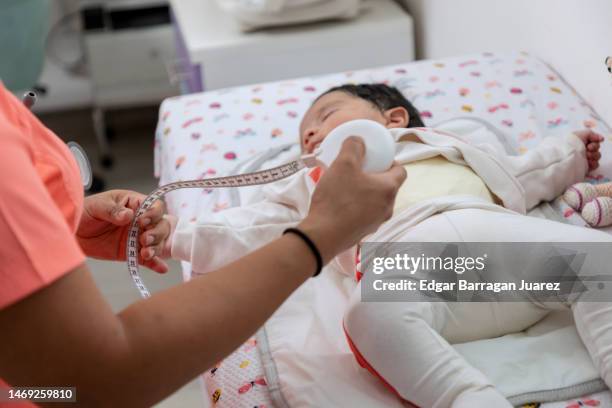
[400,0,612,127]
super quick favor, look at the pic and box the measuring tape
[126,159,309,298]
[127,119,396,298]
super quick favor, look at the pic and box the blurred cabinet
[81,1,180,166]
[82,1,179,108]
[170,0,415,93]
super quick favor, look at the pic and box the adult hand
[574,129,604,171]
[298,137,406,263]
[76,190,171,273]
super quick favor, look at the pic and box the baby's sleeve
[493,133,588,210]
[171,168,314,274]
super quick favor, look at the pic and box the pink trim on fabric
[570,186,584,210]
[342,324,408,401]
[595,198,603,226]
[343,324,420,407]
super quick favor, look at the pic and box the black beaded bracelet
[283,227,323,277]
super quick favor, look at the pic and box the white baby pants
[344,208,612,408]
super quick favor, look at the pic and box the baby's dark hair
[319,83,425,128]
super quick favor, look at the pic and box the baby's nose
[304,130,319,149]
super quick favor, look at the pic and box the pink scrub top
[0,82,86,402]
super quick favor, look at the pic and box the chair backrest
[0,0,49,92]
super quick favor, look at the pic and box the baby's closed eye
[322,109,338,121]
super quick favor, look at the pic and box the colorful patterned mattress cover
[154,52,612,407]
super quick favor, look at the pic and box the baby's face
[299,91,389,153]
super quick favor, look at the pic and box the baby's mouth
[305,141,322,154]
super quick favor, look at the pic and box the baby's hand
[139,214,176,273]
[574,129,604,171]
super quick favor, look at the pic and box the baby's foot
[582,197,612,227]
[564,183,599,211]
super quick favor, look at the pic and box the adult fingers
[113,190,165,228]
[138,200,166,228]
[140,221,171,261]
[378,162,407,186]
[85,192,134,226]
[139,220,170,247]
[333,136,366,169]
[142,256,169,274]
[140,241,167,261]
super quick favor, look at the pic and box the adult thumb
[111,205,134,225]
[336,136,366,168]
[91,199,134,225]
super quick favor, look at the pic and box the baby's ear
[384,107,409,129]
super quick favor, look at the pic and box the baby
[301,84,501,215]
[167,84,610,407]
[300,84,425,154]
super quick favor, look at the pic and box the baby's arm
[491,130,603,210]
[170,169,313,274]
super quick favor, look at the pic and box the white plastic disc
[316,119,395,173]
[67,142,93,191]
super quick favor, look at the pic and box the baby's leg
[344,292,517,407]
[566,228,612,388]
[573,302,612,387]
[345,207,612,406]
[344,211,549,407]
[438,208,612,395]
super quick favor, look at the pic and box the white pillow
[215,0,362,31]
